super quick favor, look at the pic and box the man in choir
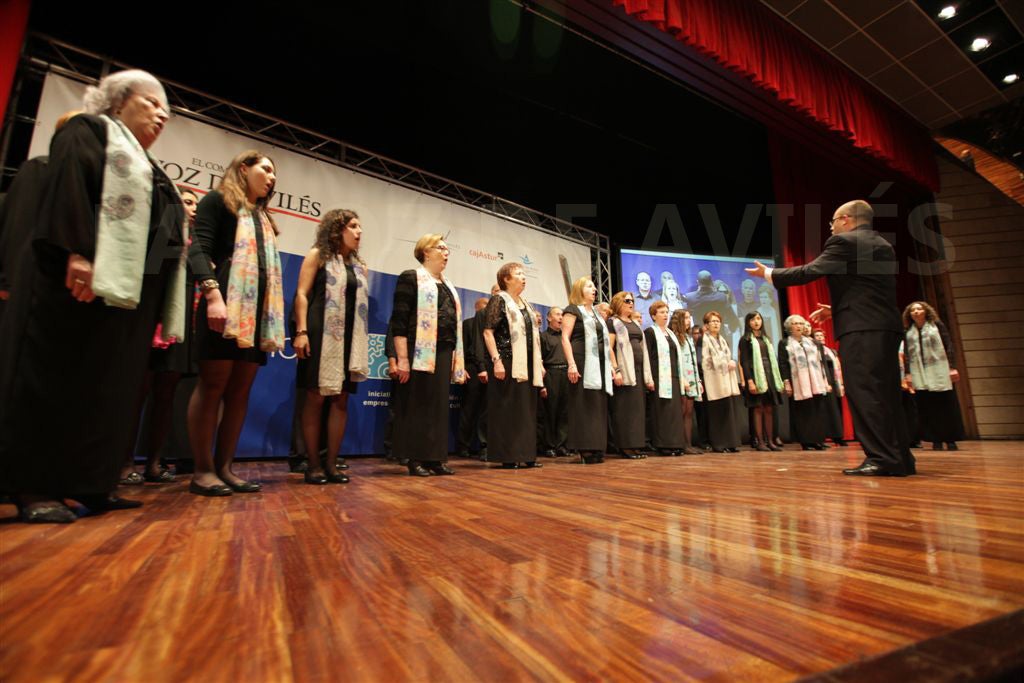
[456,295,493,459]
[540,306,569,456]
[596,302,611,320]
[746,199,915,476]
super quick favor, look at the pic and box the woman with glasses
[388,234,467,476]
[778,315,829,450]
[607,291,653,458]
[645,301,687,455]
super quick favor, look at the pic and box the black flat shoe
[325,471,350,483]
[407,463,431,477]
[524,461,542,468]
[227,480,262,493]
[144,470,175,483]
[427,463,455,475]
[19,501,77,524]
[932,442,943,450]
[946,442,959,451]
[78,494,144,511]
[189,480,232,497]
[119,472,144,486]
[336,460,349,470]
[304,470,328,485]
[501,463,519,469]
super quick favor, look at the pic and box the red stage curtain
[612,0,939,191]
[0,0,32,126]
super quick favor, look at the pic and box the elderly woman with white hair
[777,314,830,450]
[0,70,186,522]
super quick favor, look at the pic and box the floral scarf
[785,336,828,401]
[679,334,701,399]
[497,291,543,387]
[223,206,285,351]
[412,266,466,383]
[652,326,685,400]
[319,255,370,395]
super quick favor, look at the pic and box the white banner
[30,73,592,306]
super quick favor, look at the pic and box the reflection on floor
[1,441,1022,682]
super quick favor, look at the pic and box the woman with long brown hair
[187,150,285,495]
[292,209,367,484]
[902,301,965,450]
[669,309,703,454]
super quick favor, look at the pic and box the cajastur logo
[519,254,534,265]
[469,249,503,261]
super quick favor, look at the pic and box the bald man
[747,199,914,476]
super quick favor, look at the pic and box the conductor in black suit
[746,200,914,476]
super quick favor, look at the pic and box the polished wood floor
[1,442,1022,682]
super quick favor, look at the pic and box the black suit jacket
[462,316,479,374]
[770,226,902,339]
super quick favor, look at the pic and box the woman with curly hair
[187,150,285,495]
[902,301,965,450]
[292,209,368,484]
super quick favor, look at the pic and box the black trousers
[456,372,487,452]
[839,330,915,473]
[542,366,569,450]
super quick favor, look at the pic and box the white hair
[784,314,808,333]
[83,69,166,116]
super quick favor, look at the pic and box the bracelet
[613,368,621,374]
[200,279,219,293]
[294,330,308,338]
[492,355,501,363]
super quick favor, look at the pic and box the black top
[482,295,532,361]
[564,304,604,351]
[389,269,458,355]
[0,156,48,291]
[739,335,775,386]
[541,327,567,366]
[609,318,645,372]
[188,190,267,283]
[462,316,479,372]
[645,326,680,388]
[770,226,903,338]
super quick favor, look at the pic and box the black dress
[608,319,646,450]
[296,263,358,395]
[389,269,458,463]
[738,336,783,408]
[189,190,268,366]
[563,304,608,452]
[645,327,686,450]
[483,296,539,463]
[817,342,844,441]
[0,115,184,497]
[149,277,197,375]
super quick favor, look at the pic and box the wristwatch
[200,278,219,293]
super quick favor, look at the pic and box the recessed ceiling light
[969,37,991,52]
[938,6,957,20]
[1004,73,1020,84]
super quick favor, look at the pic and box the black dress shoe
[189,480,232,497]
[78,494,144,511]
[325,471,350,484]
[144,470,175,483]
[842,462,905,477]
[524,461,542,468]
[304,470,328,485]
[946,442,959,451]
[227,480,262,493]
[19,501,77,524]
[407,463,431,477]
[932,442,943,450]
[456,450,471,459]
[767,443,783,452]
[501,462,519,469]
[336,460,349,470]
[427,463,455,475]
[555,447,569,457]
[119,471,144,486]
[541,449,556,458]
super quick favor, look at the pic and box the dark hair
[314,209,361,265]
[742,311,765,341]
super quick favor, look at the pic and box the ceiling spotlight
[969,37,991,51]
[1004,73,1020,84]
[938,6,957,20]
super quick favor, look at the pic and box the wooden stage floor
[1,442,1022,682]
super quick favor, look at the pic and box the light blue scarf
[578,305,613,395]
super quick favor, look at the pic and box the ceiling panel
[863,2,944,59]
[901,38,975,84]
[827,0,901,26]
[900,89,957,124]
[787,0,858,49]
[831,31,895,77]
[932,69,1000,109]
[869,63,927,101]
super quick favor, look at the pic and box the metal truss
[4,34,614,299]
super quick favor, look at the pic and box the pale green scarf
[749,334,783,394]
[906,322,952,392]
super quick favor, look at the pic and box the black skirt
[487,370,539,463]
[914,389,965,443]
[149,281,197,375]
[822,392,844,439]
[647,379,685,449]
[567,381,608,452]
[391,344,453,463]
[791,395,828,444]
[610,381,646,449]
[194,264,268,366]
[706,397,740,450]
